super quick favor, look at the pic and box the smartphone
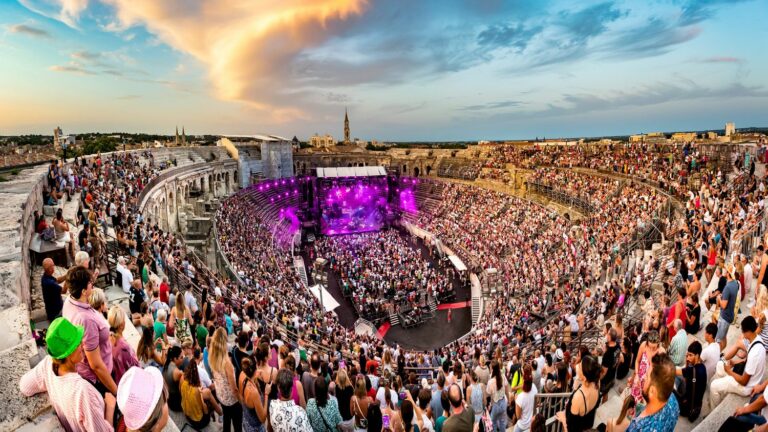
[382,414,390,429]
[399,391,408,400]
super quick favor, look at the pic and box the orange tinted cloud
[102,0,368,121]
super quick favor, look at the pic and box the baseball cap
[46,317,84,360]
[117,366,165,430]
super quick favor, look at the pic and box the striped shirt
[20,356,113,432]
[669,330,688,367]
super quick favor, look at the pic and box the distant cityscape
[1,113,767,171]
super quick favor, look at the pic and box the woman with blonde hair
[752,284,768,347]
[209,327,242,432]
[88,288,108,316]
[350,375,372,432]
[108,305,139,385]
[335,368,355,426]
[169,289,193,345]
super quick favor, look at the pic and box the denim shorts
[716,317,731,342]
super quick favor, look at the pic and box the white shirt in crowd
[700,341,721,383]
[745,338,766,390]
[515,384,538,430]
[116,262,133,293]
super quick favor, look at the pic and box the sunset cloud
[100,0,368,121]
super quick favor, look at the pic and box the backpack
[677,363,706,422]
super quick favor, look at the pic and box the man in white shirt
[700,323,722,383]
[116,256,133,294]
[710,316,766,406]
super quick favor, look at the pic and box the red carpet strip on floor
[437,301,472,310]
[377,322,392,339]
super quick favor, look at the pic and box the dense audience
[21,139,768,432]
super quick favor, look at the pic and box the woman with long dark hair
[307,376,343,431]
[556,355,602,432]
[163,345,184,412]
[239,357,269,432]
[486,360,509,432]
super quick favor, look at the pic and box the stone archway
[414,167,420,177]
[426,165,432,176]
[402,164,407,175]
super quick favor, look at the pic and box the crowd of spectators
[313,229,455,324]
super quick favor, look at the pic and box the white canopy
[448,255,467,272]
[308,285,340,312]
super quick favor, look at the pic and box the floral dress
[631,350,650,404]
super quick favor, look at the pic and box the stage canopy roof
[448,255,467,272]
[316,166,386,178]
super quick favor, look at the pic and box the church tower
[175,126,179,146]
[182,126,187,146]
[343,108,350,144]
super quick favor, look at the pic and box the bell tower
[343,108,350,144]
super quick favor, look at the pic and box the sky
[0,0,766,141]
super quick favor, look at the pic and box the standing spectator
[20,317,115,431]
[350,375,373,431]
[116,256,134,294]
[210,327,243,432]
[239,357,269,432]
[307,376,343,432]
[108,305,139,385]
[710,316,766,406]
[270,369,311,432]
[601,328,622,401]
[716,262,740,351]
[128,279,145,315]
[169,291,193,346]
[626,354,679,432]
[335,369,355,427]
[443,383,474,432]
[41,258,65,322]
[163,346,184,412]
[486,360,508,432]
[556,355,600,432]
[466,370,485,424]
[62,266,117,395]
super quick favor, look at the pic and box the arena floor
[303,227,472,351]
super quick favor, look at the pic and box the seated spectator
[108,305,139,385]
[626,354,679,432]
[719,377,768,432]
[667,320,687,368]
[116,366,170,432]
[674,341,706,421]
[41,258,65,322]
[700,322,721,383]
[596,396,635,432]
[137,326,165,369]
[556,355,600,432]
[116,256,134,294]
[710,316,766,407]
[180,358,222,429]
[19,317,115,431]
[163,346,184,412]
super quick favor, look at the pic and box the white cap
[117,366,164,430]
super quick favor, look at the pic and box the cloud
[93,0,368,121]
[601,17,702,59]
[697,56,744,64]
[116,94,140,100]
[460,100,524,111]
[6,23,52,39]
[557,2,625,44]
[678,0,754,25]
[71,50,100,60]
[49,64,95,75]
[477,23,542,52]
[18,0,88,29]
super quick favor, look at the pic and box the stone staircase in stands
[389,312,400,326]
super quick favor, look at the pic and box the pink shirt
[20,356,113,432]
[62,297,113,383]
[112,337,139,386]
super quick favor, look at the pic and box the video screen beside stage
[319,179,389,235]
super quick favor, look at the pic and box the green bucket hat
[46,317,85,360]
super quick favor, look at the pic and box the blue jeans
[490,397,508,432]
